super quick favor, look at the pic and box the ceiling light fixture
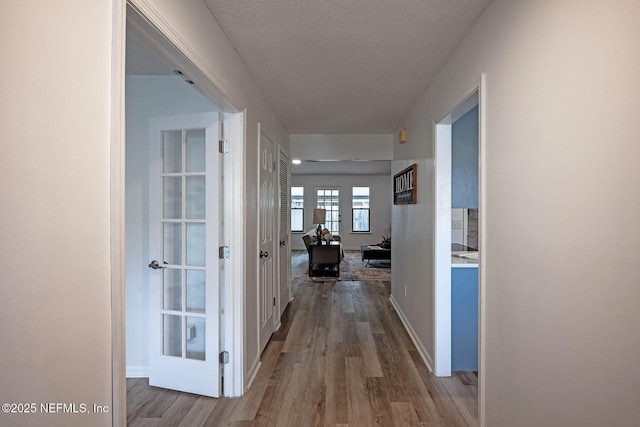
[292,159,301,164]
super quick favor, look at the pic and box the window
[352,187,370,232]
[316,188,340,235]
[291,187,304,232]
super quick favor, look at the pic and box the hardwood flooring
[127,260,478,426]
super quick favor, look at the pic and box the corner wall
[393,1,640,425]
[0,1,114,426]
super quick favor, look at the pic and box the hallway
[127,273,477,426]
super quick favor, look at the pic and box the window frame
[351,186,370,232]
[290,186,304,232]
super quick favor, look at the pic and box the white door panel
[148,112,221,397]
[258,130,276,352]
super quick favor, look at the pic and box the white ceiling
[204,0,492,134]
[292,160,390,175]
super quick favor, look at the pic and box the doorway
[433,77,485,420]
[115,6,246,420]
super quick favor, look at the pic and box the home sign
[393,164,417,205]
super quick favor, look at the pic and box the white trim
[126,366,149,378]
[111,1,126,426]
[434,124,452,377]
[222,110,246,397]
[389,295,434,372]
[433,76,485,422]
[255,122,263,356]
[477,73,487,427]
[128,0,239,113]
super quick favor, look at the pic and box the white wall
[290,134,393,160]
[0,1,114,426]
[125,76,217,376]
[393,1,640,426]
[291,175,392,251]
[133,0,290,385]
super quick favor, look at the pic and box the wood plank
[408,350,472,427]
[177,397,218,427]
[365,377,394,426]
[441,375,478,426]
[324,338,348,425]
[230,340,284,421]
[155,393,199,426]
[355,321,383,377]
[274,361,305,426]
[390,401,422,427]
[127,253,477,427]
[202,397,241,426]
[345,357,373,426]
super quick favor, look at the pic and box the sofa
[302,230,342,277]
[360,244,391,266]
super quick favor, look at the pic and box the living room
[290,161,392,253]
[289,133,394,257]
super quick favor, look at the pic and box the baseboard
[126,365,149,378]
[389,295,435,373]
[245,356,261,391]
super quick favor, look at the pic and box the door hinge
[219,246,230,259]
[220,351,230,364]
[273,297,276,307]
[219,139,230,154]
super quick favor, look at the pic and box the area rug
[291,250,391,282]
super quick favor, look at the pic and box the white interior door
[278,150,291,319]
[148,112,221,397]
[258,130,276,352]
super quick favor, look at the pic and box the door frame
[111,3,246,424]
[433,74,486,425]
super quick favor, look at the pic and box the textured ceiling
[204,0,491,133]
[292,160,390,175]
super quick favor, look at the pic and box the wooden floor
[127,272,478,426]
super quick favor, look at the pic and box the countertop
[451,251,479,268]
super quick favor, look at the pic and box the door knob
[148,260,167,270]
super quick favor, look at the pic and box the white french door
[258,130,276,353]
[316,188,341,235]
[148,112,221,397]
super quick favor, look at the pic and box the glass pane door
[161,128,207,362]
[316,188,340,235]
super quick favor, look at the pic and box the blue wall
[452,267,478,371]
[452,105,478,208]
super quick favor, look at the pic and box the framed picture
[393,164,417,204]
